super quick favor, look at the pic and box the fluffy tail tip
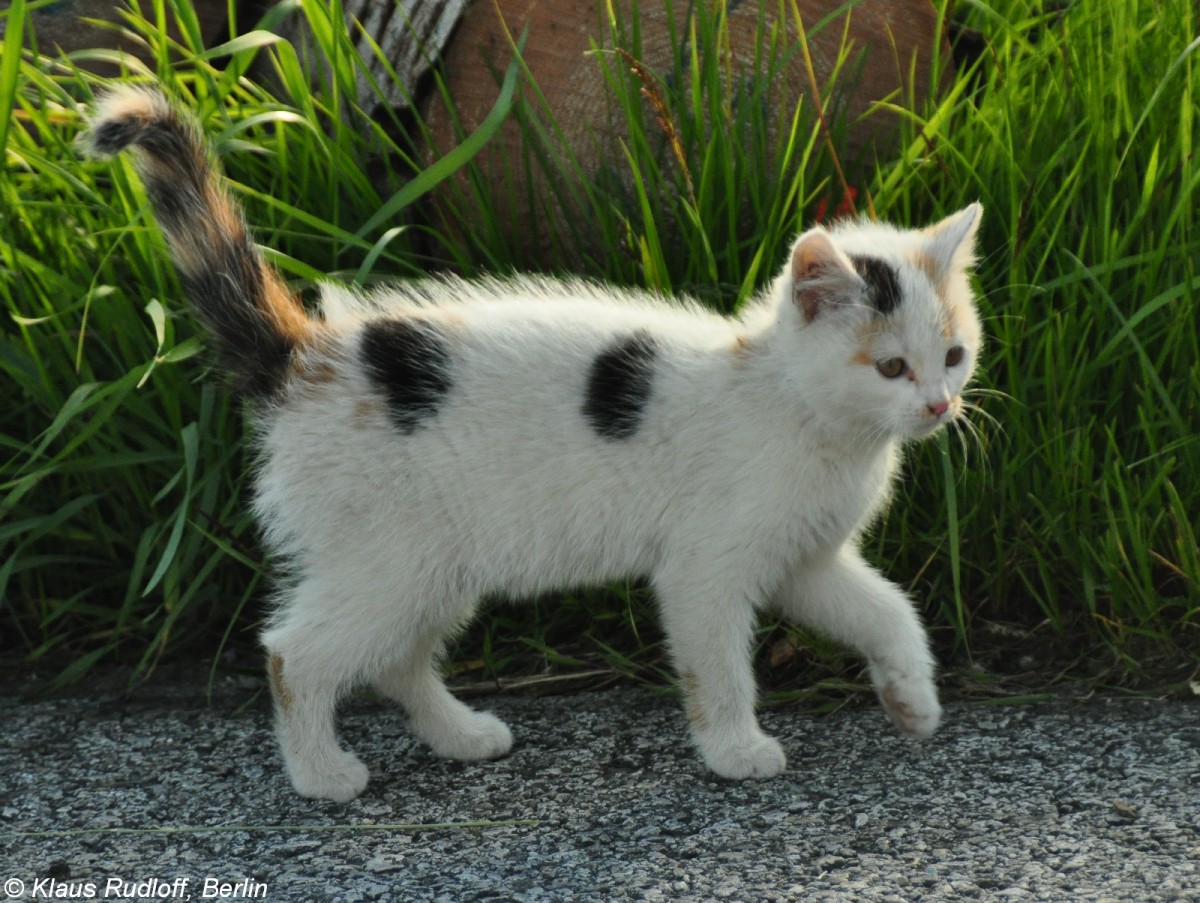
[81,85,175,158]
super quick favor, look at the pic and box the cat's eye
[876,357,908,379]
[945,345,965,368]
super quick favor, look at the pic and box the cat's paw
[286,749,370,802]
[875,670,942,739]
[426,710,514,761]
[702,733,787,780]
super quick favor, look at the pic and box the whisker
[964,385,1015,405]
[961,399,1005,437]
[955,413,988,464]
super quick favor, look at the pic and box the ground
[1,665,1198,901]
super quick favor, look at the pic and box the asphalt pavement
[1,665,1197,901]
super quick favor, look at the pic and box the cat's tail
[81,86,315,400]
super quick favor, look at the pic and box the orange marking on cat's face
[909,250,944,291]
[906,248,967,334]
[939,290,975,343]
[852,318,886,367]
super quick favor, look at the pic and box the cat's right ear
[922,202,983,276]
[789,228,860,323]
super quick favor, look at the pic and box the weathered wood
[430,0,949,154]
[273,0,469,110]
[421,0,953,261]
[5,0,228,73]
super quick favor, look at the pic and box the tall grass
[875,0,1200,677]
[1,0,1196,690]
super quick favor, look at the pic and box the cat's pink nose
[927,400,951,418]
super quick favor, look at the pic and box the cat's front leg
[778,547,942,739]
[655,566,786,779]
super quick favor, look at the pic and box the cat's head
[776,204,983,443]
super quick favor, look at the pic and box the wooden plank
[9,0,228,74]
[273,0,470,110]
[421,0,954,260]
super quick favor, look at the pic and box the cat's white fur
[258,210,982,801]
[84,84,983,802]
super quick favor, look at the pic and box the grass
[1,0,1197,693]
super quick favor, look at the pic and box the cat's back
[296,273,741,430]
[261,273,747,486]
[322,273,732,348]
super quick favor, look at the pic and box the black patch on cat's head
[360,318,453,435]
[850,255,903,317]
[584,331,659,441]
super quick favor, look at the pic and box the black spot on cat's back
[360,318,453,435]
[850,255,903,317]
[583,331,659,441]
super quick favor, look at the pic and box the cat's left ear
[923,203,983,275]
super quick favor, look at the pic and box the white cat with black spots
[85,86,983,801]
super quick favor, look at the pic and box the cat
[84,86,983,802]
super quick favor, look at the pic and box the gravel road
[2,666,1197,901]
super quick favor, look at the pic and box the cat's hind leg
[263,608,372,802]
[262,568,421,802]
[778,546,942,738]
[373,631,513,762]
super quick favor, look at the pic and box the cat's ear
[923,203,983,275]
[789,228,861,323]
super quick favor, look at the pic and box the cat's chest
[738,440,898,559]
[812,449,892,532]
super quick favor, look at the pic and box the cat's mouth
[908,401,960,438]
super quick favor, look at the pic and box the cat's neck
[737,296,900,461]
